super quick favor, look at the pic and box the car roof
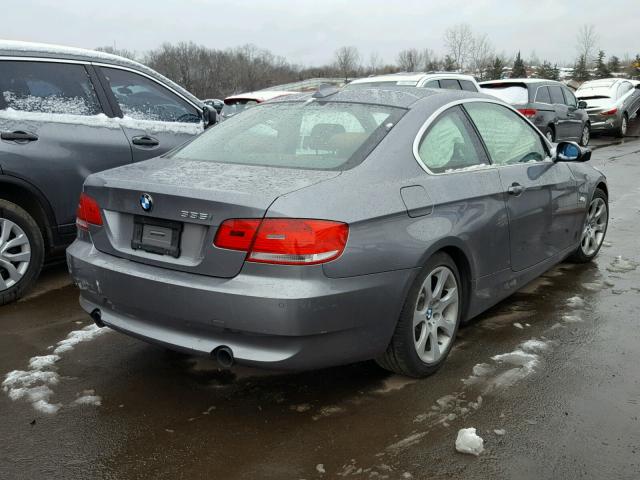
[480,78,560,86]
[0,39,202,107]
[349,72,477,85]
[577,78,622,90]
[268,86,487,109]
[224,91,298,103]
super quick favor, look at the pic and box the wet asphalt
[1,122,639,480]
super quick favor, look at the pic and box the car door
[96,66,204,163]
[617,81,635,114]
[0,59,132,233]
[562,87,583,140]
[465,102,579,272]
[548,85,570,140]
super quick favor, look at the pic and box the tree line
[96,23,640,100]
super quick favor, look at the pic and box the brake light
[601,107,618,116]
[214,218,349,265]
[76,193,103,230]
[517,108,537,118]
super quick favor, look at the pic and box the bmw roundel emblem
[140,193,153,212]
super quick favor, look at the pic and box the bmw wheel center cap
[140,193,153,212]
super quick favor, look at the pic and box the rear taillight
[601,107,618,116]
[76,193,103,230]
[517,108,537,118]
[214,218,349,265]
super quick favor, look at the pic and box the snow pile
[455,428,484,456]
[2,325,108,414]
[606,256,638,273]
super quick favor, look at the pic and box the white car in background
[345,72,481,92]
[221,90,297,118]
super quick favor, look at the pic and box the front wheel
[579,123,590,146]
[568,189,608,263]
[0,200,44,305]
[376,252,463,378]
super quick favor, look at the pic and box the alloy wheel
[546,130,554,142]
[581,125,590,146]
[580,197,607,257]
[621,116,628,136]
[0,218,31,291]
[413,266,459,363]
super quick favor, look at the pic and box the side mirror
[577,100,587,109]
[554,141,591,162]
[203,105,217,128]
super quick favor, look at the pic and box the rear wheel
[376,252,462,378]
[579,123,590,146]
[0,200,44,306]
[568,188,608,263]
[614,113,628,138]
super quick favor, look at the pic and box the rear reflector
[214,218,348,265]
[517,108,537,118]
[76,193,103,230]
[601,107,618,116]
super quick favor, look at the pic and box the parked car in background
[575,78,640,138]
[0,40,216,305]
[345,72,481,92]
[480,79,591,145]
[68,87,608,378]
[221,90,297,119]
[203,98,224,114]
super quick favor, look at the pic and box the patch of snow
[32,399,62,414]
[3,92,99,116]
[374,375,417,394]
[53,324,108,355]
[513,322,524,329]
[494,428,506,435]
[312,405,345,421]
[316,464,326,474]
[562,314,583,323]
[520,340,548,353]
[387,432,427,452]
[566,296,585,308]
[455,428,484,456]
[72,394,102,406]
[607,256,638,273]
[28,355,60,370]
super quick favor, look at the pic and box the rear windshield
[172,101,405,170]
[480,84,529,105]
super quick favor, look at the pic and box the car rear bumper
[66,239,416,370]
[588,116,620,131]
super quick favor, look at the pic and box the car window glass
[459,80,477,92]
[563,88,577,107]
[417,106,488,173]
[617,82,632,99]
[465,102,548,165]
[440,79,462,90]
[423,80,440,88]
[100,67,200,123]
[0,60,101,116]
[535,86,551,104]
[549,86,565,105]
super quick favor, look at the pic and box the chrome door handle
[507,183,525,196]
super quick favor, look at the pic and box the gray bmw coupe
[67,87,608,377]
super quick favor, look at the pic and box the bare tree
[421,48,436,71]
[443,23,473,71]
[576,24,599,66]
[397,48,424,72]
[95,45,138,61]
[334,46,361,81]
[368,51,382,75]
[468,33,494,79]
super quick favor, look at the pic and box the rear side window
[440,79,462,90]
[465,102,548,165]
[459,80,478,92]
[548,86,565,105]
[100,67,200,123]
[0,61,101,115]
[535,86,551,104]
[416,106,488,173]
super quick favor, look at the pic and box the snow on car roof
[224,91,298,103]
[350,72,476,85]
[479,78,552,85]
[576,79,619,91]
[0,40,202,107]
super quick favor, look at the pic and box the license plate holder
[131,216,183,258]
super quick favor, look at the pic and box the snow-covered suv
[0,40,216,304]
[345,72,481,92]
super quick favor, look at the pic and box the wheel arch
[0,176,56,250]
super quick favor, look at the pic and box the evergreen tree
[442,55,456,71]
[536,61,558,80]
[594,50,610,78]
[552,64,560,81]
[607,55,620,74]
[487,56,505,80]
[572,55,591,82]
[511,51,527,78]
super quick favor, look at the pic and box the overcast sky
[2,0,637,66]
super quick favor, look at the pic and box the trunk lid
[84,157,340,278]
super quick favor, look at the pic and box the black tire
[579,123,590,146]
[0,200,44,305]
[614,113,628,138]
[545,126,555,143]
[376,252,463,378]
[568,188,608,263]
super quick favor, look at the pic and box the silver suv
[345,72,481,92]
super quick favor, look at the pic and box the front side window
[417,106,488,173]
[172,102,404,170]
[549,86,565,105]
[100,67,200,123]
[440,79,462,90]
[563,88,577,107]
[0,61,101,116]
[465,102,548,166]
